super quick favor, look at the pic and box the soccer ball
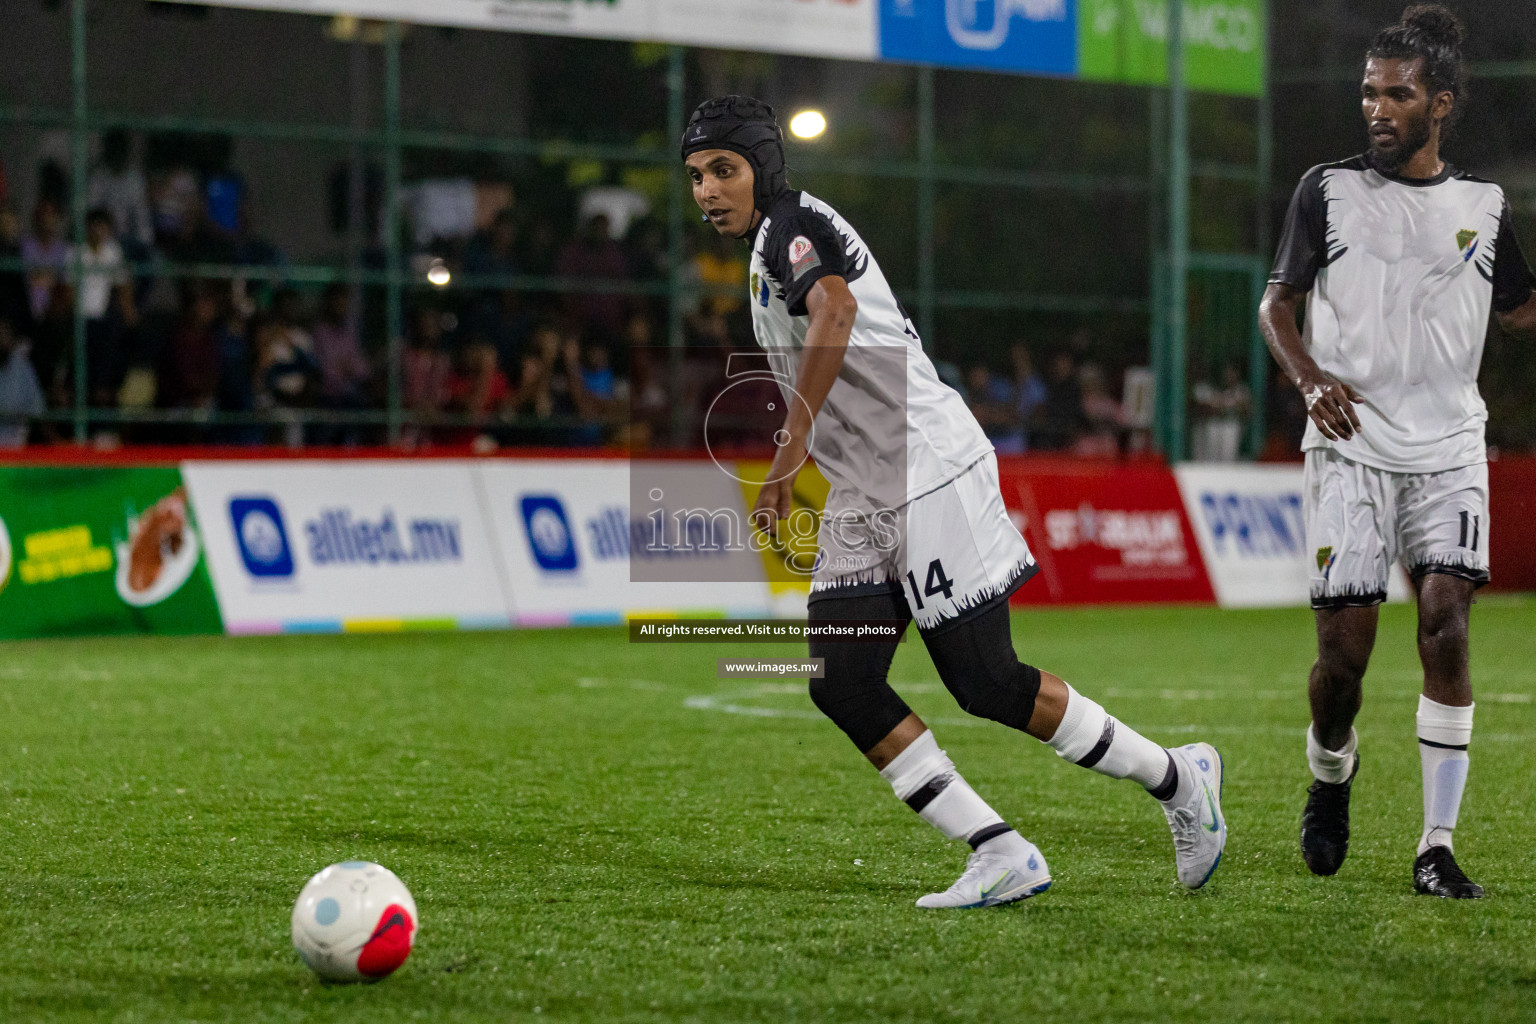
[291,861,418,982]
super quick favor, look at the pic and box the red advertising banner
[995,457,1216,606]
[1488,458,1536,593]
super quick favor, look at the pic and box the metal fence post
[384,21,404,446]
[1165,0,1190,463]
[916,65,936,352]
[70,0,89,443]
[1248,6,1275,459]
[666,44,686,446]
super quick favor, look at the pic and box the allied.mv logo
[229,497,294,578]
[520,495,578,572]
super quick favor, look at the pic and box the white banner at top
[172,0,879,61]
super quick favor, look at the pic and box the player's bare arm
[751,275,856,537]
[1258,282,1364,441]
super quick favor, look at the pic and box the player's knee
[807,660,912,753]
[924,604,1041,732]
[1314,647,1369,689]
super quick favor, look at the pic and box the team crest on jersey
[1316,546,1336,578]
[750,271,769,307]
[788,235,821,279]
[1456,229,1479,262]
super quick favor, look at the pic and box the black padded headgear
[680,95,788,214]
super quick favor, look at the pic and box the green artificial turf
[2,600,1535,1023]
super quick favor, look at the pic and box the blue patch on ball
[315,897,341,925]
[339,860,370,869]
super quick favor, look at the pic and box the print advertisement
[996,458,1216,605]
[0,467,223,639]
[1175,464,1411,608]
[182,461,512,634]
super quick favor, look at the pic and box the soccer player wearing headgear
[1260,4,1536,898]
[682,95,1228,908]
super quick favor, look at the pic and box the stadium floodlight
[426,258,451,287]
[789,110,827,140]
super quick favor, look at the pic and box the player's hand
[750,477,794,538]
[1298,373,1365,441]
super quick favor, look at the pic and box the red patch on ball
[357,904,415,978]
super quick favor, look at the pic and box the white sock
[1045,685,1177,799]
[1306,724,1358,784]
[879,730,1013,849]
[1417,696,1473,856]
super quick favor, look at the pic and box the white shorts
[1304,448,1490,609]
[809,452,1037,634]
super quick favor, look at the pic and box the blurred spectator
[1192,364,1251,462]
[402,307,453,445]
[445,341,510,445]
[88,130,154,247]
[625,217,669,285]
[690,230,746,319]
[74,208,138,406]
[22,200,68,324]
[623,314,669,449]
[511,324,568,423]
[557,213,629,346]
[1009,343,1047,451]
[510,324,615,444]
[519,216,560,277]
[1032,350,1086,451]
[0,207,32,337]
[213,298,259,445]
[464,209,519,278]
[158,283,222,411]
[1073,363,1123,458]
[312,284,372,410]
[254,289,319,445]
[0,317,45,448]
[153,166,233,264]
[965,364,1020,453]
[469,289,531,379]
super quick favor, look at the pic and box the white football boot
[915,832,1052,909]
[1162,742,1227,889]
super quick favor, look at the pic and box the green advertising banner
[0,467,223,639]
[1078,0,1266,97]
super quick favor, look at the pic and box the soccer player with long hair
[1260,4,1536,898]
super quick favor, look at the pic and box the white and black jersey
[1270,153,1536,473]
[749,190,991,511]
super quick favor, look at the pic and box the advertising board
[1174,463,1410,608]
[175,0,1263,95]
[480,459,774,625]
[183,461,512,634]
[996,458,1215,605]
[0,467,223,638]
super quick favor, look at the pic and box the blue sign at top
[878,0,1079,76]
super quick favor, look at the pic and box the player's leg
[921,601,1225,889]
[1400,463,1489,898]
[1300,449,1391,876]
[808,587,1050,908]
[1301,604,1377,875]
[906,454,1225,888]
